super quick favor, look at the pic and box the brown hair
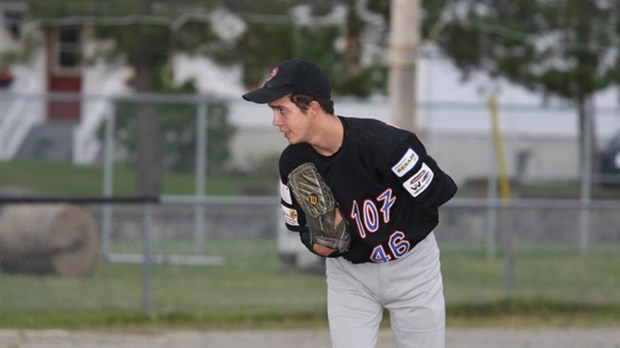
[290,93,335,115]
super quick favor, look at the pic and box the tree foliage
[111,77,235,176]
[430,0,619,172]
[433,0,619,101]
[17,0,234,194]
[203,1,388,97]
[9,0,618,187]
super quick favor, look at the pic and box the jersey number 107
[350,189,411,262]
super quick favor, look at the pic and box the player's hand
[312,209,343,257]
[289,162,351,254]
[333,208,343,227]
[313,243,337,257]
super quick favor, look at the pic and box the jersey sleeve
[278,175,306,233]
[387,133,457,209]
[278,176,316,253]
[278,147,315,253]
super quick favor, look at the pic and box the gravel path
[1,327,618,348]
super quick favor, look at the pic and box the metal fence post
[142,203,153,315]
[503,201,515,297]
[101,112,115,259]
[486,170,498,258]
[579,97,594,255]
[194,100,208,255]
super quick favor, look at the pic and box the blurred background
[0,0,618,332]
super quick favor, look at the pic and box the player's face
[269,95,312,144]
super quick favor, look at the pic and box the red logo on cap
[267,67,278,81]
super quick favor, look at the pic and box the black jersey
[278,116,457,264]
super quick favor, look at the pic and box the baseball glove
[287,162,350,253]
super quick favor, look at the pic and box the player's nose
[272,113,283,127]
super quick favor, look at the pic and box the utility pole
[388,0,421,134]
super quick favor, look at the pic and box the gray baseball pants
[325,232,445,348]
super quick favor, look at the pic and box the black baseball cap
[242,58,331,104]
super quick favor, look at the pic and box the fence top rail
[1,195,617,209]
[0,91,221,105]
[162,195,620,210]
[2,91,618,114]
[0,196,159,204]
[447,197,620,210]
[161,194,274,206]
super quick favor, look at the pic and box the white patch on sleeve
[403,163,434,197]
[280,180,292,204]
[281,205,299,226]
[391,148,419,178]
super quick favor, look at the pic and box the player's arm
[388,134,457,209]
[279,177,340,257]
[278,153,321,255]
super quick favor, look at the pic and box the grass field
[0,160,265,196]
[0,238,618,330]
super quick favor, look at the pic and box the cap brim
[242,87,290,104]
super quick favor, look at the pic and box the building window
[515,150,531,182]
[55,25,81,72]
[4,10,22,40]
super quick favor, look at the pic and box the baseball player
[243,58,457,348]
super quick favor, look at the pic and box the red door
[46,26,82,122]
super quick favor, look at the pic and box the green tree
[210,1,387,97]
[15,0,228,195]
[110,73,235,176]
[430,0,619,173]
[367,0,618,182]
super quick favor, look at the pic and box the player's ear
[309,100,322,115]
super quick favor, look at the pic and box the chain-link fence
[0,196,618,317]
[0,91,619,318]
[2,91,620,187]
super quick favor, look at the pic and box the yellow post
[487,93,516,296]
[487,94,511,200]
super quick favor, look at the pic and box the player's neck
[310,113,343,157]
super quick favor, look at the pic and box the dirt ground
[1,327,618,348]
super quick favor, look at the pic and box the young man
[243,58,457,348]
